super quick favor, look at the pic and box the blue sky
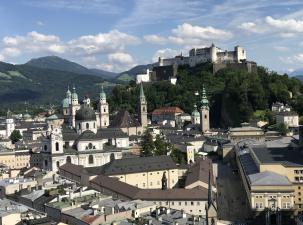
[1,0,303,73]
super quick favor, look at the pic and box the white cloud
[265,16,303,32]
[152,48,180,62]
[36,21,45,26]
[68,30,140,55]
[106,52,136,72]
[145,23,232,47]
[238,22,266,33]
[0,30,140,72]
[172,23,233,41]
[239,16,303,37]
[144,35,167,45]
[273,46,289,52]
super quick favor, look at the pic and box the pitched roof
[248,171,291,186]
[152,107,184,116]
[185,158,214,187]
[101,155,178,175]
[110,110,140,128]
[59,163,84,175]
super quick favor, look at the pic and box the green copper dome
[71,86,78,100]
[191,105,200,117]
[62,98,71,108]
[99,85,106,99]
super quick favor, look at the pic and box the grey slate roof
[110,110,140,128]
[101,155,178,175]
[251,144,303,167]
[248,171,291,186]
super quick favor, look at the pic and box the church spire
[201,86,209,109]
[139,83,146,103]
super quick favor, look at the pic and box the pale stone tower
[200,87,209,132]
[191,104,200,124]
[210,43,217,63]
[99,86,109,128]
[138,83,148,127]
[70,85,80,128]
[6,110,15,138]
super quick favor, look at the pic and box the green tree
[9,130,22,144]
[140,129,155,157]
[154,135,169,156]
[276,123,289,136]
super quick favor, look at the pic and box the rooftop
[251,144,303,167]
[152,107,184,115]
[248,171,292,186]
[101,155,178,175]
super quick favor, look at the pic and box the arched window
[56,161,60,168]
[104,108,106,112]
[44,160,48,167]
[143,107,146,112]
[88,155,94,164]
[88,143,93,149]
[204,115,207,119]
[86,123,89,129]
[66,156,71,164]
[55,142,59,151]
[44,145,47,151]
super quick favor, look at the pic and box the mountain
[294,75,303,82]
[0,61,108,106]
[290,68,303,76]
[25,56,117,79]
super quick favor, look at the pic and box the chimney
[166,208,171,214]
[181,210,186,218]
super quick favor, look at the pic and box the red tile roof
[152,107,184,116]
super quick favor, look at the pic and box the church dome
[75,107,96,121]
[62,98,71,108]
[191,105,200,117]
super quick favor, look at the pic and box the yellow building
[0,147,30,170]
[236,139,303,214]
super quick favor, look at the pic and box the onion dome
[75,106,96,121]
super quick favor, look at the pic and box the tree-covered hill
[109,63,303,128]
[25,56,117,78]
[0,61,106,106]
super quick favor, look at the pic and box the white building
[276,111,299,128]
[136,69,151,84]
[158,44,247,67]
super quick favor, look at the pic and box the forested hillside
[109,63,303,128]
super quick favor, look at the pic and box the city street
[216,161,251,222]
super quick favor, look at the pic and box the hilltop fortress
[136,44,257,84]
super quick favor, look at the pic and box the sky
[1,0,303,73]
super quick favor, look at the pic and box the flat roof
[251,144,303,167]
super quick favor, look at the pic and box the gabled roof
[101,155,178,175]
[110,110,140,128]
[248,171,291,186]
[152,107,184,116]
[185,158,214,187]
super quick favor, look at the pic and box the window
[44,160,48,167]
[179,202,181,206]
[89,155,94,164]
[256,203,259,209]
[143,183,146,187]
[88,143,93,149]
[56,161,60,168]
[143,107,146,112]
[171,202,174,206]
[78,123,81,129]
[191,201,194,206]
[66,156,71,164]
[150,182,152,186]
[204,115,207,119]
[44,145,47,151]
[185,202,187,206]
[86,123,89,129]
[94,123,96,128]
[55,142,59,151]
[104,108,106,112]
